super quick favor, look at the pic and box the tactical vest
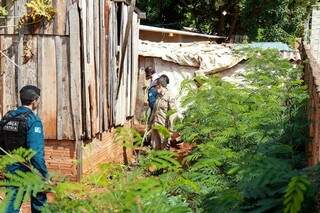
[0,110,32,154]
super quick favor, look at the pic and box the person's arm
[27,121,48,178]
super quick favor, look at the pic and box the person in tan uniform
[149,75,174,150]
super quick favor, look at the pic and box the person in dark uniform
[2,85,48,213]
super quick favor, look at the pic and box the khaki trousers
[150,129,164,150]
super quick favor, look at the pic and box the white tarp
[139,40,244,75]
[151,58,197,118]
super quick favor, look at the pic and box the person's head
[157,75,169,87]
[145,66,156,80]
[19,85,41,110]
[156,75,170,94]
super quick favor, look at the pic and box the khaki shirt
[150,88,174,130]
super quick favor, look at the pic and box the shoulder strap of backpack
[0,110,33,129]
[20,111,33,131]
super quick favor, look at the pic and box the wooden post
[116,0,136,99]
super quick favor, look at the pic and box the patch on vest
[3,121,19,132]
[34,127,41,133]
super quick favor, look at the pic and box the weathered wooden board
[114,3,127,126]
[4,0,15,34]
[15,34,24,98]
[108,1,117,126]
[88,0,97,137]
[16,35,38,105]
[0,36,17,114]
[53,0,68,35]
[101,0,109,131]
[79,0,92,139]
[56,36,74,140]
[38,36,57,139]
[93,0,100,133]
[14,0,27,34]
[130,13,139,116]
[55,36,63,140]
[126,23,131,117]
[69,2,82,140]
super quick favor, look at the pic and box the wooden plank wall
[109,1,139,126]
[0,34,76,140]
[0,0,77,141]
[0,0,140,140]
[79,0,141,138]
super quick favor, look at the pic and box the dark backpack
[0,110,32,154]
[148,86,158,110]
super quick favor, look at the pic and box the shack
[136,40,301,122]
[0,0,141,180]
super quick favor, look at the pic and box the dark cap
[145,66,155,78]
[19,85,40,101]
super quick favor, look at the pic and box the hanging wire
[0,50,21,71]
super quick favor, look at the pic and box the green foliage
[0,148,35,171]
[284,176,311,213]
[83,163,125,188]
[115,127,142,148]
[152,124,171,140]
[137,0,187,29]
[138,0,318,43]
[1,171,47,209]
[0,0,55,28]
[140,150,182,172]
[0,6,8,17]
[25,0,55,21]
[175,49,312,211]
[239,0,316,43]
[18,0,55,28]
[0,148,50,211]
[46,169,191,212]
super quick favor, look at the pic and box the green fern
[0,148,35,172]
[0,170,48,210]
[140,150,182,173]
[153,124,171,140]
[284,176,311,213]
[115,127,142,148]
[0,148,51,211]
